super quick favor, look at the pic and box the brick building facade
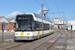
[0,16,15,32]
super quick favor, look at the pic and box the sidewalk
[0,31,14,34]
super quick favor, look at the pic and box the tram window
[35,21,50,30]
[43,24,46,30]
[30,21,32,25]
[36,23,39,28]
[36,22,42,30]
[43,23,49,30]
[52,25,54,29]
[35,21,49,30]
[33,22,36,29]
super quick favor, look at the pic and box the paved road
[0,32,14,41]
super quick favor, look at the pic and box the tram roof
[33,13,52,23]
[17,13,53,23]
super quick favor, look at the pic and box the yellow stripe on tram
[20,32,24,37]
[37,31,40,38]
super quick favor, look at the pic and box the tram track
[48,30,74,50]
[0,30,62,50]
[47,32,62,50]
[3,30,58,50]
[65,30,75,50]
[0,42,27,50]
[34,30,62,50]
[6,42,26,50]
[0,42,18,48]
[48,30,67,50]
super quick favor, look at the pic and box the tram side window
[36,21,49,30]
[32,21,36,30]
[43,24,46,30]
[47,24,49,29]
[51,25,54,29]
[36,22,42,30]
[34,22,36,29]
[43,24,49,30]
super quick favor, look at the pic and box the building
[52,18,66,29]
[0,16,15,32]
[68,21,75,30]
[6,18,15,32]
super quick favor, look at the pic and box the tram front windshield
[16,15,32,31]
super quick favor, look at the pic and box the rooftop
[0,16,4,18]
[6,18,14,22]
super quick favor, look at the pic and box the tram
[14,13,54,40]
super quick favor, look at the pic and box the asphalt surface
[0,32,14,41]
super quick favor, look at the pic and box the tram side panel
[14,30,51,40]
[14,32,34,40]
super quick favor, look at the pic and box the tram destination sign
[18,17,28,20]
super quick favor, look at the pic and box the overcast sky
[0,0,75,21]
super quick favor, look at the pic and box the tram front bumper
[14,36,34,40]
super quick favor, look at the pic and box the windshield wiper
[23,25,32,31]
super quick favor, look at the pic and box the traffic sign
[2,24,5,30]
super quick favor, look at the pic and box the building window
[6,23,8,25]
[0,23,1,25]
[11,24,13,26]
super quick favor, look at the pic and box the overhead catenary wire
[54,0,59,12]
[35,0,54,19]
[43,0,54,13]
[35,0,41,6]
[54,0,60,19]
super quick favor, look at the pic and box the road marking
[47,40,55,43]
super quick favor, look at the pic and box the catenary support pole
[41,4,44,36]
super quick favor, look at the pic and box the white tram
[14,13,54,40]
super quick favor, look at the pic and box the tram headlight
[14,37,16,38]
[15,33,18,35]
[27,33,30,35]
